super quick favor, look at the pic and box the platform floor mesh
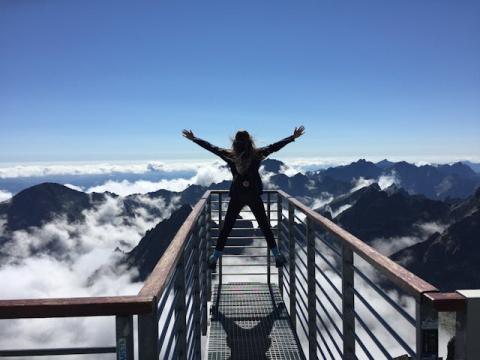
[207,283,303,360]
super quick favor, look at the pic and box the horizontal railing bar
[0,296,154,319]
[211,227,263,230]
[315,280,342,319]
[211,236,277,239]
[316,298,344,344]
[293,223,306,239]
[354,310,393,360]
[213,272,277,276]
[316,309,343,358]
[222,255,269,258]
[0,347,116,357]
[315,233,342,258]
[277,189,438,299]
[294,214,306,224]
[315,252,342,278]
[210,189,279,193]
[295,298,310,336]
[353,288,415,356]
[354,334,375,360]
[315,334,335,360]
[158,305,176,349]
[222,264,274,267]
[210,245,268,249]
[353,265,415,326]
[163,321,177,360]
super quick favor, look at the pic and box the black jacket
[191,135,295,197]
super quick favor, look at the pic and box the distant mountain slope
[391,189,480,291]
[333,184,450,242]
[125,204,192,281]
[0,183,99,231]
[320,159,383,182]
[312,159,480,200]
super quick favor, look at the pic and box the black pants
[215,192,277,252]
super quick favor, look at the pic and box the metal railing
[0,189,476,359]
[274,190,469,360]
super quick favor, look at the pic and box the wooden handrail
[0,295,155,319]
[138,191,210,298]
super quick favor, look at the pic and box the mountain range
[1,158,479,291]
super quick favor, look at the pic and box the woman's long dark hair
[231,130,256,174]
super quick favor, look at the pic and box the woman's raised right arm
[182,129,231,162]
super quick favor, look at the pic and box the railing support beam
[203,202,210,334]
[267,192,271,285]
[138,304,159,360]
[175,253,188,360]
[193,225,202,355]
[342,244,355,360]
[207,197,212,303]
[218,193,223,286]
[454,290,480,360]
[277,193,283,297]
[307,216,317,359]
[288,203,297,329]
[116,315,134,360]
[416,297,438,359]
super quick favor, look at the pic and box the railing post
[218,193,223,286]
[267,192,271,285]
[203,200,210,334]
[454,290,480,360]
[288,202,296,329]
[207,196,212,302]
[277,193,283,297]
[306,216,317,359]
[138,300,159,360]
[175,252,187,360]
[116,315,134,360]
[193,223,202,355]
[416,297,438,360]
[342,244,355,360]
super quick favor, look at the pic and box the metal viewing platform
[0,190,479,359]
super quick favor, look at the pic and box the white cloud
[311,193,334,209]
[370,222,447,256]
[370,236,423,256]
[64,183,84,191]
[0,189,12,202]
[85,162,231,196]
[0,159,218,179]
[0,192,180,356]
[350,171,400,193]
[87,178,191,195]
[351,177,376,192]
[331,204,352,218]
[378,171,400,190]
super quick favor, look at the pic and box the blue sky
[1,0,479,162]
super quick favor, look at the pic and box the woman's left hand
[182,129,195,140]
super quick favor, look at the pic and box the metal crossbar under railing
[0,189,478,359]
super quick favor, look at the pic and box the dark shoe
[208,254,218,270]
[275,253,286,268]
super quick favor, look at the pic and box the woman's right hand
[182,129,195,140]
[293,125,305,139]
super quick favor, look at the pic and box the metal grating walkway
[207,283,303,360]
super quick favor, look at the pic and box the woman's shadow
[212,285,288,359]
